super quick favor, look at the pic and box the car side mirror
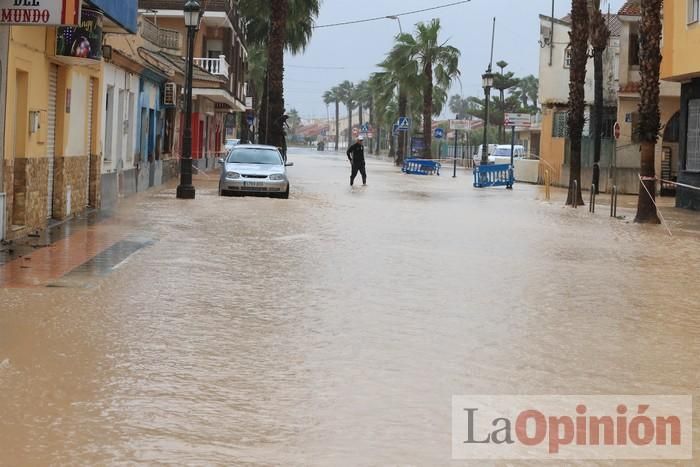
[217,158,224,165]
[285,161,294,167]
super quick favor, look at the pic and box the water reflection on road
[1,148,699,465]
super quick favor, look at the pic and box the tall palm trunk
[499,89,505,143]
[368,97,374,154]
[388,126,395,158]
[396,89,408,165]
[590,2,609,194]
[635,0,662,223]
[259,72,269,144]
[423,61,433,158]
[268,0,288,150]
[347,105,353,148]
[358,103,364,127]
[566,0,589,207]
[334,100,339,151]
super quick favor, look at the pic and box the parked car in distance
[224,139,241,152]
[218,145,293,199]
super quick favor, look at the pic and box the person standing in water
[346,135,367,186]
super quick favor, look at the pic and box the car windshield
[227,148,282,164]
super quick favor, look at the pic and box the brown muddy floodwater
[1,148,700,466]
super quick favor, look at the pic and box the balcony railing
[193,56,230,76]
[141,19,181,50]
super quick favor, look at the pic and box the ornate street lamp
[480,69,494,166]
[176,0,201,199]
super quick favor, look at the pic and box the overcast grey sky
[284,0,625,120]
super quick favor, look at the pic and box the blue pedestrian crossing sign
[361,122,370,132]
[397,117,410,131]
[392,123,399,136]
[434,128,445,139]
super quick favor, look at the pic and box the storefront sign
[0,0,81,26]
[56,8,103,60]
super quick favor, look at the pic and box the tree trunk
[499,89,505,143]
[592,50,603,194]
[590,4,609,195]
[334,100,339,151]
[347,105,353,149]
[358,103,364,127]
[388,127,395,158]
[267,0,288,151]
[397,89,407,165]
[566,0,589,207]
[368,97,374,154]
[635,0,662,224]
[259,72,269,144]
[636,142,659,222]
[423,62,433,158]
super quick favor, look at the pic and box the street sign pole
[509,125,516,190]
[453,129,458,178]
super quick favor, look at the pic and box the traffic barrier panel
[402,159,441,176]
[473,163,513,188]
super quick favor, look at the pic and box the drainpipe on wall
[0,26,9,241]
[0,26,8,195]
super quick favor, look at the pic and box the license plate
[243,181,264,188]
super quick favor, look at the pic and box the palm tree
[393,19,460,158]
[240,0,320,145]
[265,0,288,149]
[337,80,356,147]
[323,87,341,151]
[589,0,610,194]
[355,81,370,127]
[566,0,589,207]
[635,0,662,223]
[379,44,419,164]
[369,72,395,156]
[245,45,267,142]
[515,75,539,110]
[494,61,518,142]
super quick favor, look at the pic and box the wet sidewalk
[0,171,214,288]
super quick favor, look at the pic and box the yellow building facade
[661,0,700,210]
[2,25,102,240]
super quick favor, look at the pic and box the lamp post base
[176,184,196,199]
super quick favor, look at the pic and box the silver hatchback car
[218,145,293,198]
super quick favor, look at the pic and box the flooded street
[1,148,700,465]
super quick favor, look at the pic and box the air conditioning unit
[163,82,177,107]
[540,26,552,46]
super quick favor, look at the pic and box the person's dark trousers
[350,163,367,186]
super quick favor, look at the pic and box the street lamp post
[176,0,200,200]
[386,15,403,34]
[480,70,494,166]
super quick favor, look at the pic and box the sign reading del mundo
[0,0,81,26]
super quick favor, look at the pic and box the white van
[472,144,498,165]
[489,145,526,164]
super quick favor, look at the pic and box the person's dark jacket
[347,143,365,166]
